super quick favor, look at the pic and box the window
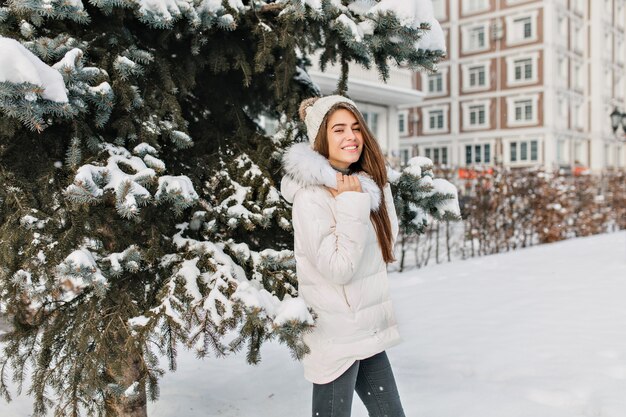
[469,66,486,87]
[465,144,491,165]
[515,17,532,39]
[428,73,444,94]
[469,105,486,126]
[429,110,444,130]
[557,139,567,164]
[424,146,449,165]
[572,101,584,129]
[400,149,410,167]
[463,100,490,129]
[510,140,539,163]
[558,15,568,43]
[507,95,539,126]
[423,106,448,133]
[507,53,538,85]
[572,61,583,90]
[574,142,583,164]
[398,111,408,135]
[463,24,489,53]
[572,22,584,52]
[514,100,533,122]
[362,112,379,136]
[469,26,486,50]
[462,62,489,91]
[514,59,533,81]
[463,0,489,14]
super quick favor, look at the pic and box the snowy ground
[1,232,625,417]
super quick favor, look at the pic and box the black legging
[312,351,406,417]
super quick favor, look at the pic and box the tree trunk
[105,350,148,417]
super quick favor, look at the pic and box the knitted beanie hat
[299,95,358,146]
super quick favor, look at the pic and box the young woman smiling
[281,95,405,417]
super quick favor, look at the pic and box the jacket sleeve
[383,183,399,247]
[292,188,371,285]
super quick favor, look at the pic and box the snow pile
[66,143,198,217]
[348,0,446,52]
[56,248,108,299]
[0,36,68,102]
[155,175,199,209]
[431,178,461,217]
[368,0,445,51]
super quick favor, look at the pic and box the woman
[280,95,405,417]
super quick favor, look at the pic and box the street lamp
[610,107,626,136]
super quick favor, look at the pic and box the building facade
[400,0,626,172]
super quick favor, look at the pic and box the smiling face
[325,108,363,170]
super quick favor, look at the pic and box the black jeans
[312,351,406,417]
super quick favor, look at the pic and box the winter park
[1,0,626,416]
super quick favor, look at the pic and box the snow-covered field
[2,232,625,417]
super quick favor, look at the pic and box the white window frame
[462,0,490,15]
[557,54,568,88]
[421,67,448,96]
[571,59,584,91]
[506,52,539,86]
[557,14,568,46]
[462,61,490,92]
[423,105,449,134]
[556,138,568,164]
[398,110,409,136]
[462,23,490,53]
[618,2,625,29]
[423,146,450,166]
[506,94,539,126]
[557,94,568,129]
[505,11,539,46]
[507,138,541,165]
[571,100,584,129]
[462,100,491,130]
[574,141,584,164]
[571,20,584,53]
[463,142,493,166]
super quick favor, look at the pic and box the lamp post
[610,107,626,137]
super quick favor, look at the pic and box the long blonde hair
[310,101,396,264]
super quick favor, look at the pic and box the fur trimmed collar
[280,142,382,211]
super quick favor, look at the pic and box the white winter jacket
[280,143,402,384]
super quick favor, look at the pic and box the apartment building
[400,0,626,172]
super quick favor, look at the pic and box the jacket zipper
[342,286,351,308]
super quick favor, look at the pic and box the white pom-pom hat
[301,95,358,146]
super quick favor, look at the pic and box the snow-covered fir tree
[388,156,460,270]
[0,0,448,415]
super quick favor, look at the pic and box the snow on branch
[56,248,108,300]
[0,36,68,102]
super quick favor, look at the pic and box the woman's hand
[327,172,362,197]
